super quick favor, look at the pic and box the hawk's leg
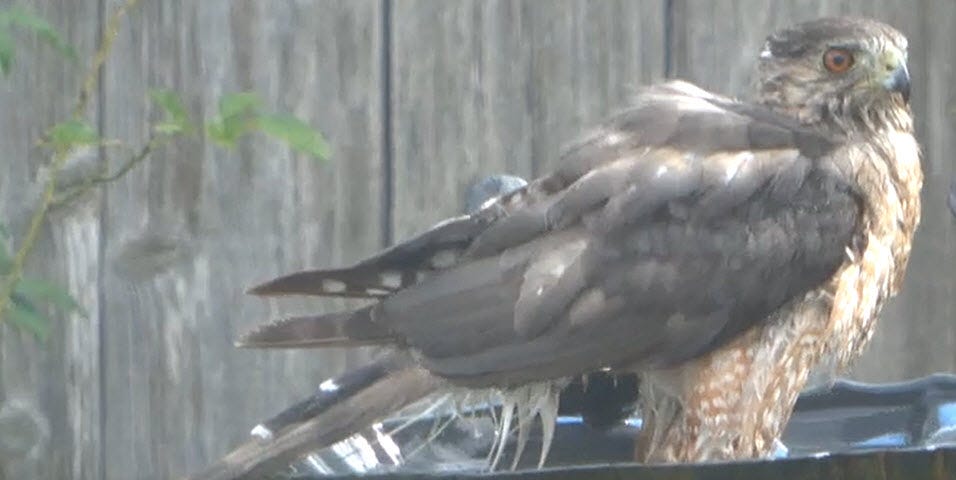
[635,371,786,463]
[633,289,841,464]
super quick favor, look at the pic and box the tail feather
[236,306,393,349]
[183,363,441,480]
[248,214,497,299]
[248,174,529,300]
[189,174,537,480]
[247,266,408,298]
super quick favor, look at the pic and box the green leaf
[257,114,330,160]
[5,6,76,59]
[49,119,98,152]
[206,117,247,148]
[206,93,261,148]
[149,89,193,135]
[218,92,261,119]
[0,29,13,76]
[205,120,230,146]
[7,297,51,341]
[206,115,247,148]
[14,277,86,318]
[154,124,183,135]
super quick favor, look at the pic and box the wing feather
[248,211,500,298]
[241,80,858,389]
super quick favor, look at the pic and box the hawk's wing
[243,80,861,387]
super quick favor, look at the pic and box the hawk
[195,16,922,478]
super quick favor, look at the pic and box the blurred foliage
[208,92,330,159]
[47,120,100,152]
[0,5,329,339]
[150,89,194,135]
[0,224,85,340]
[257,113,330,159]
[0,5,76,75]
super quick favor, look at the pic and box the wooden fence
[0,1,953,478]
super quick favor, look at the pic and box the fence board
[668,0,956,382]
[0,0,102,478]
[98,1,382,478]
[891,1,956,382]
[391,0,665,239]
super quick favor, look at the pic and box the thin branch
[51,134,162,208]
[0,0,140,326]
[73,0,140,119]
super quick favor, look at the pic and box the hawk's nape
[188,16,922,480]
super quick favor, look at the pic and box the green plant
[0,2,330,340]
[0,5,76,75]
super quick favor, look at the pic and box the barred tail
[183,355,439,480]
[235,306,394,349]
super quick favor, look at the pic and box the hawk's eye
[823,48,854,73]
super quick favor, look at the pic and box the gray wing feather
[242,80,857,389]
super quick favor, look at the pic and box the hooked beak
[882,61,911,103]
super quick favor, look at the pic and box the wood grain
[390,0,665,240]
[0,0,102,478]
[98,1,382,478]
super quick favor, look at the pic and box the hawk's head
[754,17,911,131]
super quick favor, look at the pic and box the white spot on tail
[379,271,403,289]
[365,287,391,296]
[430,249,458,268]
[250,424,274,443]
[322,279,347,293]
[319,379,339,392]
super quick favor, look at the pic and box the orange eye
[823,48,854,73]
